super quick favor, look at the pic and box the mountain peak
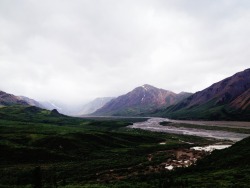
[142,84,153,87]
[93,84,190,116]
[139,84,159,91]
[140,84,155,90]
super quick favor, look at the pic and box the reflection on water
[191,145,231,152]
[128,118,249,141]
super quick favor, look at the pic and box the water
[128,118,249,141]
[191,145,231,152]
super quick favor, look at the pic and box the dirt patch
[95,148,209,182]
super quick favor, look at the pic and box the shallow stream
[129,118,249,141]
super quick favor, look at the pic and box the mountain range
[0,91,61,112]
[0,90,29,106]
[0,90,114,116]
[1,68,249,120]
[92,84,192,116]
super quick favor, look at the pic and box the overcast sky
[0,0,249,106]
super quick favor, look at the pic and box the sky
[0,0,249,106]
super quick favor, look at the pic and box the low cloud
[0,0,249,105]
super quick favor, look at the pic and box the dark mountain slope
[229,88,250,111]
[157,68,250,120]
[0,90,28,106]
[0,90,45,110]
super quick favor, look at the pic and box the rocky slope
[0,90,29,106]
[93,84,191,116]
[229,88,250,111]
[0,90,47,110]
[158,68,250,120]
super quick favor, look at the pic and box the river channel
[128,118,250,141]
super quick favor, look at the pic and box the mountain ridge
[18,96,45,109]
[157,68,250,120]
[0,90,29,106]
[92,84,192,116]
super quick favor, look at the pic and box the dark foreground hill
[156,68,250,121]
[93,84,191,116]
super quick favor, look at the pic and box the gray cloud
[0,0,249,105]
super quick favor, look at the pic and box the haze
[0,0,249,106]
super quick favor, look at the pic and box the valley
[0,69,249,187]
[1,1,250,187]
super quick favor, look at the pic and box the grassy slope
[96,104,163,117]
[0,106,214,188]
[1,106,250,187]
[155,98,250,121]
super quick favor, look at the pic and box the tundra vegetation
[0,106,250,187]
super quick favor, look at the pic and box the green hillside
[0,106,216,188]
[1,106,250,187]
[156,99,250,121]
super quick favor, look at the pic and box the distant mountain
[0,90,29,106]
[20,99,71,115]
[0,90,49,110]
[92,84,191,116]
[40,101,62,111]
[0,90,73,117]
[18,96,44,109]
[175,92,193,102]
[78,97,115,116]
[158,68,250,120]
[40,101,91,116]
[39,101,76,115]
